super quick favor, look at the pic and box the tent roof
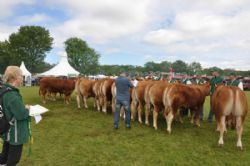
[39,54,79,77]
[20,61,31,76]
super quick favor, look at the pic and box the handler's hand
[25,104,30,110]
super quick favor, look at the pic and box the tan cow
[99,78,115,113]
[162,83,209,133]
[92,79,104,112]
[75,78,96,109]
[131,80,154,123]
[146,81,169,130]
[212,85,248,149]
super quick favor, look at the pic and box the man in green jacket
[207,71,224,122]
[0,66,30,166]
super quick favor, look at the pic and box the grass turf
[1,86,250,166]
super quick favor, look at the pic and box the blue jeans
[114,100,131,128]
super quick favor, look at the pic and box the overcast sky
[0,0,250,70]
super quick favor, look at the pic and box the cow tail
[232,88,236,113]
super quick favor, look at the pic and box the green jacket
[210,76,224,94]
[1,83,30,145]
[227,79,240,87]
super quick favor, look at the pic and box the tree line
[0,26,249,77]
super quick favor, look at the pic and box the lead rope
[27,119,33,157]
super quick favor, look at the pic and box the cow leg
[138,103,143,124]
[42,93,46,104]
[166,110,174,134]
[153,110,159,130]
[178,109,183,124]
[145,103,150,125]
[65,95,70,105]
[112,97,116,114]
[83,96,88,109]
[93,99,96,108]
[190,110,195,124]
[52,93,56,101]
[76,94,81,109]
[195,109,201,127]
[236,116,243,149]
[96,97,100,111]
[102,96,107,114]
[218,116,226,146]
[41,90,47,104]
[130,101,136,121]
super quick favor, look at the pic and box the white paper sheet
[29,105,49,116]
[34,114,42,124]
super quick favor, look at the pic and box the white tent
[20,61,32,86]
[39,53,79,77]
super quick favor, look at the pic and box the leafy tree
[188,62,202,75]
[65,37,100,75]
[0,41,11,73]
[172,60,188,74]
[8,26,53,73]
[160,61,171,72]
[203,66,224,75]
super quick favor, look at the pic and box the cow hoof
[145,122,150,126]
[154,127,158,130]
[218,143,223,147]
[237,146,243,150]
[139,120,142,124]
[237,141,242,149]
[218,140,224,146]
[167,130,171,134]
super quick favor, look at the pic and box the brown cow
[92,79,104,111]
[212,85,248,149]
[99,78,115,113]
[146,81,169,130]
[162,83,209,133]
[131,80,154,123]
[75,78,96,109]
[189,83,210,123]
[39,77,75,104]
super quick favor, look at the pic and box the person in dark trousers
[114,72,134,129]
[0,66,30,166]
[207,71,224,122]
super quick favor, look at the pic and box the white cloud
[0,0,34,20]
[46,0,152,45]
[17,13,51,24]
[0,24,18,41]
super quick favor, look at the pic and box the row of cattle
[38,77,248,149]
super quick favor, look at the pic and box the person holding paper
[0,66,30,166]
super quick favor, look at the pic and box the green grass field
[1,86,250,166]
